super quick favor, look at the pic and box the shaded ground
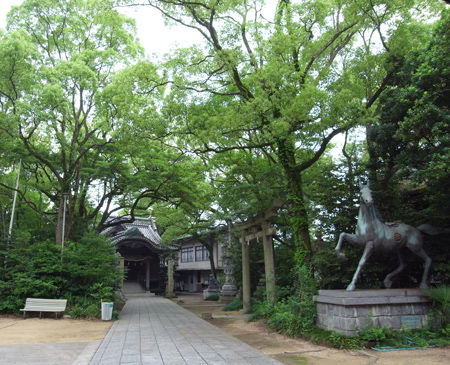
[175,293,450,365]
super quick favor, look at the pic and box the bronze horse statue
[335,184,432,291]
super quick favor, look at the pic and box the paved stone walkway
[90,296,281,365]
[0,341,100,365]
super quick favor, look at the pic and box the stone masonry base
[313,289,430,336]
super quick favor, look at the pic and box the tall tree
[0,0,142,243]
[368,9,450,224]
[130,0,443,267]
[95,59,215,233]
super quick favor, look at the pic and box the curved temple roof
[102,216,163,252]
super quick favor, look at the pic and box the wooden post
[166,258,174,297]
[145,259,150,292]
[262,222,276,302]
[241,234,251,311]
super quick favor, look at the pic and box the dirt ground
[0,315,111,345]
[175,293,450,365]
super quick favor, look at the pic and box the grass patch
[287,355,308,364]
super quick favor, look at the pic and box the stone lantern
[220,250,237,302]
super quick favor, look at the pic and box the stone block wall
[314,289,430,336]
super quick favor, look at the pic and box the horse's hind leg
[384,250,405,288]
[410,247,432,289]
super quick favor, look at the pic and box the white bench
[20,298,67,318]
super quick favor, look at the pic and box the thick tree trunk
[55,197,64,246]
[207,238,217,279]
[288,174,313,266]
[262,221,276,301]
[276,138,313,266]
[195,233,217,278]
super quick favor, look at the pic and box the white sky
[0,0,202,59]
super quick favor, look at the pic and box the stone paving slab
[90,296,281,365]
[0,340,100,365]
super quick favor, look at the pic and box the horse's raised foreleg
[347,241,374,291]
[410,247,432,289]
[335,233,361,260]
[384,250,405,288]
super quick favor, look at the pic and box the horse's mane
[373,205,384,221]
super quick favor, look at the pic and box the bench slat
[23,303,67,308]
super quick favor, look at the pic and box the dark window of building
[181,247,194,262]
[195,245,209,261]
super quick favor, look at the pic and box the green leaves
[0,232,121,315]
[0,0,151,242]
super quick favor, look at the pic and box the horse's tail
[417,224,450,235]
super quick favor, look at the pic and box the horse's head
[360,184,374,205]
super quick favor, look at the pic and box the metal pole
[7,160,21,240]
[61,193,68,255]
[4,160,21,269]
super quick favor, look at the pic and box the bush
[358,325,450,349]
[426,286,450,329]
[249,259,318,337]
[222,297,243,311]
[205,293,219,301]
[0,231,123,318]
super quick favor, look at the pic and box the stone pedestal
[203,288,220,300]
[314,289,430,336]
[220,284,237,303]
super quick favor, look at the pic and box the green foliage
[67,295,102,319]
[222,297,243,311]
[357,309,450,348]
[369,10,450,208]
[358,325,391,343]
[249,257,318,337]
[0,231,122,318]
[62,232,121,299]
[249,298,364,349]
[363,10,450,287]
[358,326,450,349]
[205,294,219,301]
[307,327,364,349]
[426,286,450,328]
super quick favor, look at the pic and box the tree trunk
[55,196,64,246]
[276,138,313,267]
[207,236,217,279]
[195,233,217,278]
